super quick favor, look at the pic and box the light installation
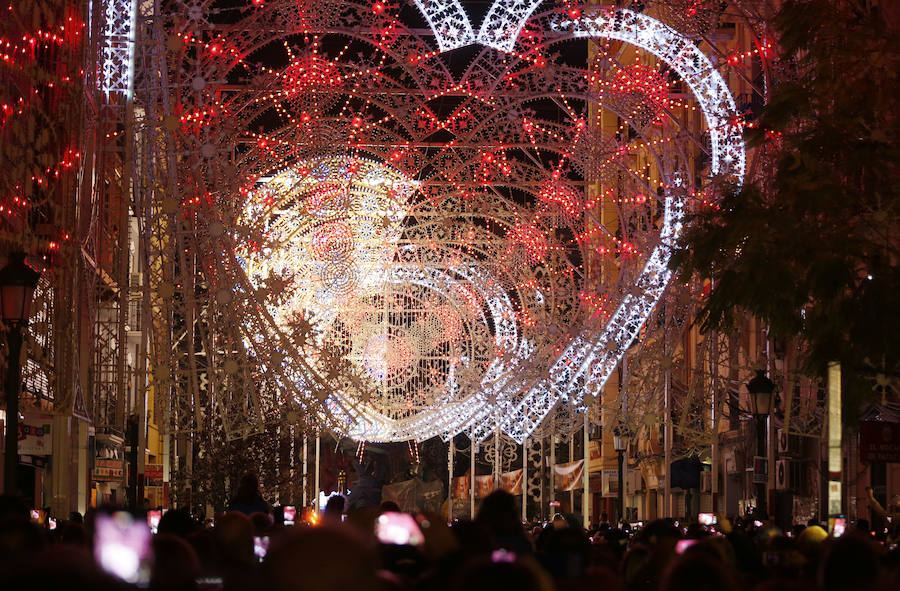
[99,0,138,95]
[136,2,748,444]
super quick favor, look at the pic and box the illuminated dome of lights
[145,1,745,443]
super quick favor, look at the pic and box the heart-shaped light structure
[135,2,746,443]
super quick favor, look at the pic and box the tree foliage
[671,1,900,396]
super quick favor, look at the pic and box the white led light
[413,0,477,52]
[99,0,138,95]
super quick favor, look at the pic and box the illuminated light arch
[422,6,743,442]
[476,0,544,51]
[143,2,750,445]
[552,8,745,180]
[413,0,476,52]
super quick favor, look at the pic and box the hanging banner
[554,459,584,492]
[500,469,523,495]
[474,475,494,498]
[641,459,660,490]
[382,478,444,513]
[588,441,603,473]
[94,458,125,481]
[452,473,471,498]
[18,414,53,456]
[145,463,164,487]
[859,421,900,463]
[601,469,619,496]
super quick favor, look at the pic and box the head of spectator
[262,526,377,591]
[817,533,881,591]
[150,533,201,591]
[214,511,255,568]
[249,511,274,535]
[451,557,549,591]
[228,472,270,515]
[660,550,742,591]
[323,495,345,525]
[157,506,197,537]
[476,490,528,551]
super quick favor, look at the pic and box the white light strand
[99,0,138,95]
[413,0,476,52]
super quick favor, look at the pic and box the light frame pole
[613,430,627,525]
[747,369,775,518]
[0,253,41,498]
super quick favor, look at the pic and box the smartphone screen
[375,512,424,546]
[832,517,846,537]
[253,535,270,561]
[94,512,152,584]
[283,505,296,526]
[147,510,162,534]
[675,539,697,554]
[698,513,716,525]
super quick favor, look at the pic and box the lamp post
[747,369,775,518]
[613,430,627,525]
[1,253,41,497]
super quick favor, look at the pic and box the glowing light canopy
[147,2,747,444]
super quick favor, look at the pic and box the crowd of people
[1,474,898,591]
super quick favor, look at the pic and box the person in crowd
[226,472,270,515]
[322,494,346,525]
[659,548,743,591]
[866,486,900,524]
[262,525,378,591]
[475,490,532,555]
[213,511,260,589]
[5,491,900,591]
[150,533,202,591]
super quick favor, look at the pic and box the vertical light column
[99,0,138,95]
[162,433,171,509]
[314,434,321,512]
[494,427,500,489]
[289,425,295,505]
[470,440,476,518]
[448,439,454,522]
[569,435,575,511]
[582,414,590,528]
[550,433,556,508]
[710,333,719,512]
[522,437,528,522]
[302,434,308,507]
[50,415,70,516]
[539,438,544,520]
[664,368,672,517]
[77,420,89,515]
[827,362,842,516]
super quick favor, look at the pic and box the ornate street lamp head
[747,369,776,416]
[0,252,41,326]
[613,424,629,452]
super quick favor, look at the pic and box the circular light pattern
[506,223,548,266]
[362,334,415,381]
[609,64,670,126]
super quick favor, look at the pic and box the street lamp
[747,369,775,517]
[0,253,41,497]
[613,428,628,525]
